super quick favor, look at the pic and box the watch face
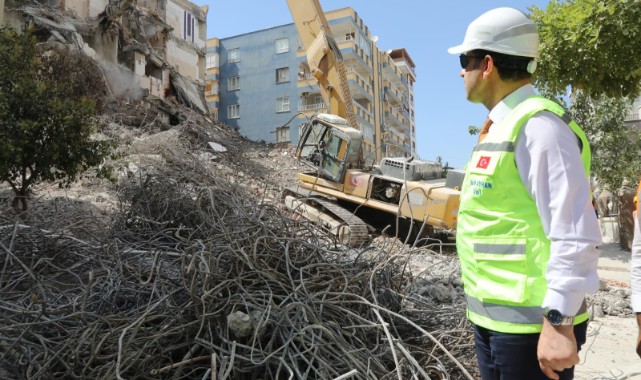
[547,309,563,325]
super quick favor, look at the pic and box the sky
[205,1,553,169]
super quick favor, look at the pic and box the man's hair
[471,49,533,82]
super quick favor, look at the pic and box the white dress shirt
[631,214,641,311]
[487,84,602,316]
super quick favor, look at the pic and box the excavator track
[282,188,370,246]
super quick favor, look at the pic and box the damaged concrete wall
[99,59,146,100]
[166,38,200,81]
[3,0,209,116]
[164,0,206,82]
[64,0,108,18]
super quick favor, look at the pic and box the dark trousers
[473,321,588,380]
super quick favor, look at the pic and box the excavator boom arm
[286,0,357,129]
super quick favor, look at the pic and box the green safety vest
[457,96,591,334]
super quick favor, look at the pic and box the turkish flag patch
[476,156,491,169]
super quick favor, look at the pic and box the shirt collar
[488,84,537,124]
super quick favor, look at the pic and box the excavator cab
[296,113,363,183]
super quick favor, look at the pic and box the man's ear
[482,56,494,79]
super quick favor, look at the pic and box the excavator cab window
[296,117,353,183]
[297,121,328,163]
[320,133,348,182]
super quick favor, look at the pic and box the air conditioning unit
[379,157,442,181]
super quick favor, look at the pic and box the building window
[184,11,195,43]
[228,104,240,119]
[276,67,289,83]
[228,48,240,63]
[275,38,289,54]
[228,76,240,91]
[206,53,219,69]
[277,97,290,113]
[276,126,290,143]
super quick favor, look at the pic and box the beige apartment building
[3,0,208,116]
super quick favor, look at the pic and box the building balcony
[353,102,373,124]
[297,71,315,82]
[343,49,372,76]
[334,34,355,44]
[395,106,410,120]
[403,127,412,140]
[384,109,408,132]
[384,124,404,140]
[383,62,404,87]
[299,102,326,112]
[384,87,402,106]
[394,60,416,81]
[384,112,407,133]
[349,82,373,103]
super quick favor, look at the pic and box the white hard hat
[448,7,539,58]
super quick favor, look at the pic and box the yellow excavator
[284,0,462,246]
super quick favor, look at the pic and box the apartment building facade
[205,38,221,121]
[208,24,301,142]
[206,7,416,163]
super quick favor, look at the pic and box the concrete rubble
[7,0,209,121]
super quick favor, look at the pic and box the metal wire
[0,156,477,379]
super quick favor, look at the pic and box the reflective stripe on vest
[467,295,588,325]
[474,141,515,153]
[475,242,526,255]
[457,95,592,334]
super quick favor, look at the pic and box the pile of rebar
[0,157,476,379]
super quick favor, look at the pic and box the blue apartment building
[206,7,416,163]
[215,24,304,143]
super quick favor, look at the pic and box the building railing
[299,102,326,111]
[394,106,409,119]
[298,71,314,80]
[353,102,371,117]
[384,87,402,106]
[334,35,354,44]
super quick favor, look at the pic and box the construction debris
[12,0,210,117]
[0,138,477,378]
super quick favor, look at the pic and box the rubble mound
[0,100,478,379]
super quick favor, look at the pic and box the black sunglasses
[459,54,485,69]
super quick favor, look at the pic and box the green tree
[531,0,641,98]
[530,0,641,192]
[569,91,641,190]
[0,27,111,211]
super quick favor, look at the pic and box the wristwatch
[543,308,574,326]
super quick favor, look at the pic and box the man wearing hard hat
[449,7,601,380]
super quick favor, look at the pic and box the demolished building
[3,0,210,120]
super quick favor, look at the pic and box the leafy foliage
[0,27,111,210]
[530,1,641,193]
[569,91,641,191]
[530,0,641,98]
